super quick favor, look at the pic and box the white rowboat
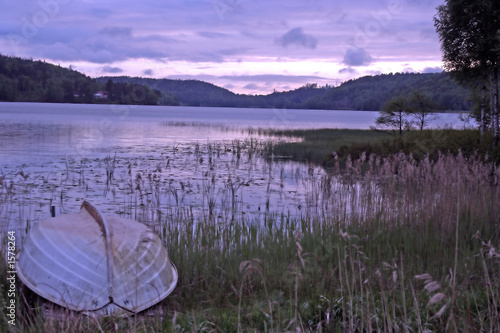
[16,201,178,316]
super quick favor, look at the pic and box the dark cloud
[168,51,225,63]
[218,48,251,56]
[339,67,357,74]
[212,0,245,20]
[136,34,179,43]
[168,74,328,84]
[219,74,327,83]
[343,48,373,66]
[90,8,114,19]
[99,27,133,38]
[102,66,123,73]
[30,37,170,64]
[29,42,114,64]
[143,69,154,76]
[422,66,442,73]
[276,27,318,49]
[243,83,260,90]
[0,0,445,88]
[198,31,229,39]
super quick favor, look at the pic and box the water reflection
[0,103,465,163]
[0,102,466,231]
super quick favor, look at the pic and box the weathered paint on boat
[16,201,178,316]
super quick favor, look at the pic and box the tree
[407,91,439,130]
[45,81,64,103]
[105,79,113,95]
[435,0,500,145]
[375,95,411,134]
[470,85,491,132]
[62,79,75,103]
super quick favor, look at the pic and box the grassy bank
[163,151,500,332]
[266,128,500,166]
[1,147,499,332]
[262,128,388,165]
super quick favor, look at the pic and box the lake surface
[0,102,464,163]
[0,102,466,232]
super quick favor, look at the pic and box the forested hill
[0,54,93,103]
[1,54,471,111]
[0,54,169,105]
[98,76,332,109]
[310,73,472,111]
[97,76,238,107]
[100,72,472,111]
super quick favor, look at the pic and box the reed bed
[1,139,499,332]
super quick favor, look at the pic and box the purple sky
[0,0,444,94]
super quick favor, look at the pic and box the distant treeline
[100,73,472,111]
[0,54,168,105]
[0,53,472,111]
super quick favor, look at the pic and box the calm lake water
[0,102,466,231]
[1,102,464,162]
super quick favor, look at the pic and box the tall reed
[1,141,499,331]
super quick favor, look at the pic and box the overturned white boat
[16,201,178,316]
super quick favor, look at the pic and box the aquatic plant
[1,136,499,331]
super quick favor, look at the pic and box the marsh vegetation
[1,126,499,332]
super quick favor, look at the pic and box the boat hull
[16,201,178,316]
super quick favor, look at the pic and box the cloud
[343,48,373,66]
[167,74,327,84]
[339,67,357,74]
[220,74,327,83]
[0,0,445,89]
[29,36,170,64]
[367,70,382,76]
[102,66,123,73]
[402,65,414,73]
[211,0,245,20]
[276,27,318,49]
[90,8,113,19]
[165,73,332,94]
[198,31,229,39]
[168,51,225,63]
[420,28,437,41]
[143,69,154,76]
[99,27,133,38]
[243,83,260,90]
[422,66,442,73]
